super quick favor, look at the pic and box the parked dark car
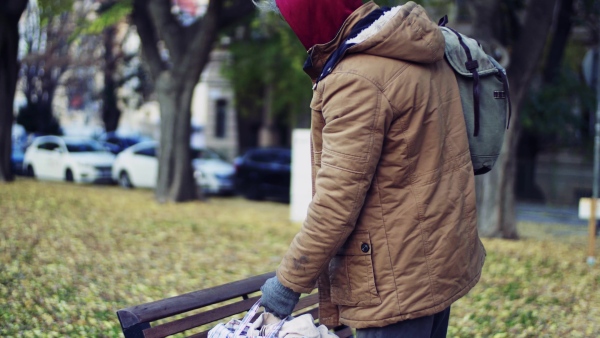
[97,132,149,154]
[235,148,291,202]
[11,144,26,176]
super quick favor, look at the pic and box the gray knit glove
[260,276,300,319]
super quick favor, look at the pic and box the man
[256,1,486,337]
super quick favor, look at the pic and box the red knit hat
[275,0,363,50]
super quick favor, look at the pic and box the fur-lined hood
[304,1,445,80]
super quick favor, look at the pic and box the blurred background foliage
[12,0,600,162]
[37,0,74,24]
[522,67,595,148]
[519,0,599,153]
[74,0,132,36]
[224,0,599,154]
[223,13,311,129]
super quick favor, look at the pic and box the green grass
[1,179,599,337]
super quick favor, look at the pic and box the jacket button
[361,243,370,253]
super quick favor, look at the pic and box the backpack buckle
[465,60,479,71]
[494,91,506,99]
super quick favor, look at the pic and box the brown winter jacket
[276,1,486,329]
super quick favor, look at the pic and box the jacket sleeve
[277,72,394,293]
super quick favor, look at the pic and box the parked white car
[112,141,235,194]
[111,141,158,189]
[23,136,115,183]
[191,148,235,195]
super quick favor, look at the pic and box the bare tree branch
[506,0,558,107]
[178,0,255,81]
[179,0,223,81]
[132,0,165,78]
[148,0,185,62]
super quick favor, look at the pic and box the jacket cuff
[271,277,301,299]
[276,269,316,294]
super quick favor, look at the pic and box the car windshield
[66,141,106,153]
[134,146,157,157]
[108,137,141,147]
[192,149,222,160]
[250,150,290,165]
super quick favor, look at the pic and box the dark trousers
[355,307,451,338]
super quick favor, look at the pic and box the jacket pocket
[328,232,382,306]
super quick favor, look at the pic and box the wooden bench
[116,272,354,338]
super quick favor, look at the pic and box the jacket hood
[305,1,445,79]
[275,0,363,50]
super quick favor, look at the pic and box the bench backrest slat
[292,293,318,311]
[117,272,275,329]
[143,296,260,338]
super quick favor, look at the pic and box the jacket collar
[303,1,379,80]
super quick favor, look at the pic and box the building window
[215,99,227,138]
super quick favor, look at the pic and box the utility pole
[589,45,600,266]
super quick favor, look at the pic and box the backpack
[438,16,512,175]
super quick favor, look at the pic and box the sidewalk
[516,202,587,227]
[516,202,600,238]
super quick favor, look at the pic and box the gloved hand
[260,276,300,319]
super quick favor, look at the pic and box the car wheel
[65,169,74,182]
[27,165,35,178]
[119,171,133,188]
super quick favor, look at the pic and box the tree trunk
[472,0,558,238]
[515,0,575,204]
[155,73,196,202]
[103,26,122,133]
[516,130,544,202]
[543,0,574,84]
[0,2,27,182]
[467,0,499,45]
[259,82,278,147]
[132,0,252,203]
